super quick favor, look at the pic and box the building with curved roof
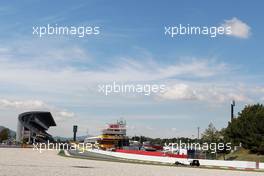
[16,111,56,144]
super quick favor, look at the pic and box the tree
[0,128,9,142]
[201,123,225,159]
[202,122,221,143]
[224,104,264,154]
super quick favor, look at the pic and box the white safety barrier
[88,149,264,169]
[198,159,257,169]
[259,162,264,169]
[88,149,189,164]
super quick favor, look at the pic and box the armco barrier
[88,149,264,169]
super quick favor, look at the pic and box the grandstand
[16,111,56,144]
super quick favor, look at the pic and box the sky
[0,0,263,138]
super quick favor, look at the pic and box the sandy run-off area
[0,148,262,176]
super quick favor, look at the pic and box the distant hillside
[0,126,16,138]
[53,135,93,142]
[0,126,5,132]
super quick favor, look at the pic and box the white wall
[259,162,264,169]
[198,159,257,169]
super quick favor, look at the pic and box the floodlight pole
[231,100,235,121]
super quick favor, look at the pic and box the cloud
[222,17,251,39]
[157,59,227,78]
[0,49,228,91]
[159,84,252,103]
[171,128,177,132]
[0,42,259,105]
[0,39,227,84]
[0,98,75,122]
[160,84,198,100]
[0,42,230,101]
[55,111,75,119]
[0,39,92,70]
[44,46,90,61]
[0,99,45,109]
